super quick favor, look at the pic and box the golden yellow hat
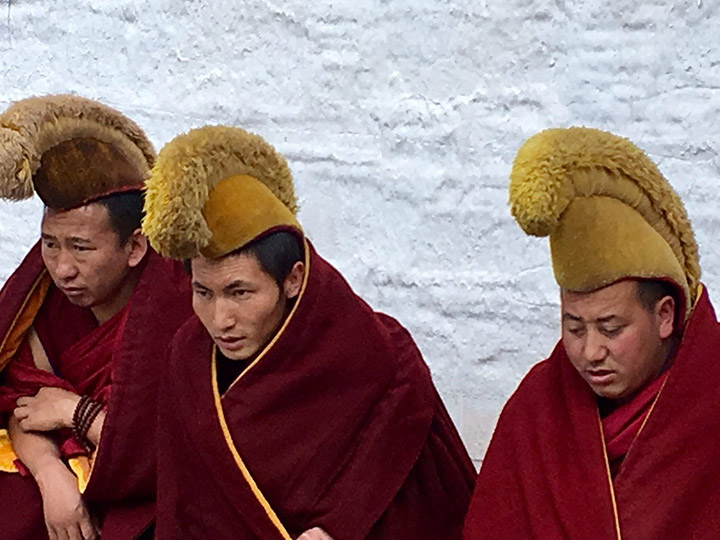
[142,125,300,259]
[0,94,155,208]
[509,127,700,315]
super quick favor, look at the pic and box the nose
[583,329,608,364]
[54,250,79,281]
[212,298,236,332]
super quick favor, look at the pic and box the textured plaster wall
[1,0,719,464]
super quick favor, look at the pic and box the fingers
[15,396,31,407]
[79,515,98,540]
[297,528,333,540]
[67,523,83,540]
[13,406,29,420]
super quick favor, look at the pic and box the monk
[142,125,477,539]
[463,127,720,539]
[0,95,192,540]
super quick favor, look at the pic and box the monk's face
[191,253,304,361]
[41,203,145,313]
[561,281,675,400]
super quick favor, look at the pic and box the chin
[592,384,632,400]
[63,294,94,308]
[217,345,254,361]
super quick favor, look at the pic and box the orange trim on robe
[464,287,720,540]
[156,241,476,540]
[0,242,193,540]
[602,370,669,479]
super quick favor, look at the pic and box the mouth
[60,287,85,297]
[586,369,616,385]
[215,336,246,351]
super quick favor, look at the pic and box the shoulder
[168,316,207,355]
[496,354,560,426]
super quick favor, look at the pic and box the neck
[91,265,142,324]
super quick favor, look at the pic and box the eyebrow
[68,236,92,244]
[41,233,92,244]
[562,313,621,324]
[223,280,253,293]
[191,281,210,290]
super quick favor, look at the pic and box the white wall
[1,0,719,464]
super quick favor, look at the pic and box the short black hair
[239,231,304,286]
[95,190,145,245]
[186,231,304,284]
[635,279,681,318]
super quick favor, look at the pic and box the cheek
[562,335,583,366]
[250,296,284,334]
[606,331,644,366]
[87,252,127,282]
[192,298,213,328]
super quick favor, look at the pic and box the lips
[215,336,246,351]
[586,369,615,385]
[60,287,85,297]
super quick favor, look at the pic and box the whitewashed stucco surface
[1,0,719,464]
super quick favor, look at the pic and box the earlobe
[657,296,676,340]
[283,261,305,299]
[127,230,149,268]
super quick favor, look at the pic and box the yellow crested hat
[0,94,155,208]
[142,125,301,259]
[509,127,700,316]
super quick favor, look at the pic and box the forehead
[42,203,112,236]
[191,252,267,285]
[561,280,641,317]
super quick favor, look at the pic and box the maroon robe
[463,287,720,539]
[156,242,476,539]
[0,242,193,539]
[602,369,668,478]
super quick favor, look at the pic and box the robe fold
[463,286,720,540]
[156,242,476,540]
[0,242,192,539]
[601,370,668,479]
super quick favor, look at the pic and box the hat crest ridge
[0,94,156,203]
[509,127,700,295]
[142,125,297,259]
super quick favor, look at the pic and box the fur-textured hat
[509,127,700,316]
[142,125,300,259]
[0,94,155,208]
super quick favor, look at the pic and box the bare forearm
[8,415,65,485]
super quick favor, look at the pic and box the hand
[35,460,98,540]
[297,527,334,540]
[14,387,80,432]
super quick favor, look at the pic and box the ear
[282,261,305,300]
[655,295,675,340]
[125,229,149,268]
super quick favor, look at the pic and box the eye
[567,326,585,337]
[601,326,624,338]
[193,288,212,299]
[42,239,58,249]
[231,289,249,298]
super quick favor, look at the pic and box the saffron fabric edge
[209,238,311,540]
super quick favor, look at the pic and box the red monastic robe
[156,242,476,540]
[0,242,192,540]
[463,287,720,540]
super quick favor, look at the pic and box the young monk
[464,127,720,539]
[142,125,476,539]
[0,95,192,540]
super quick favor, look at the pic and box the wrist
[64,394,82,429]
[33,458,73,492]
